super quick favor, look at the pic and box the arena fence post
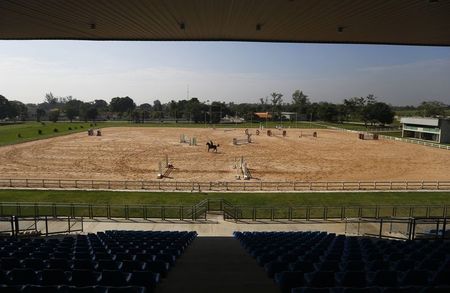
[25,179,28,188]
[42,179,45,188]
[68,217,71,233]
[9,179,12,187]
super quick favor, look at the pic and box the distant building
[400,117,450,144]
[281,112,296,120]
[254,112,272,120]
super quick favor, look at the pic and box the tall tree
[48,109,60,123]
[36,108,46,122]
[86,107,99,122]
[110,96,135,118]
[270,92,283,120]
[0,95,11,119]
[292,90,310,114]
[417,101,447,117]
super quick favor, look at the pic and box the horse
[206,141,219,152]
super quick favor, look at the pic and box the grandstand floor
[78,212,348,236]
[157,237,278,293]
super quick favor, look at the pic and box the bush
[80,126,84,128]
[53,128,58,132]
[90,123,93,127]
[17,133,22,138]
[41,122,46,126]
[38,129,42,135]
[68,127,72,130]
[74,127,78,129]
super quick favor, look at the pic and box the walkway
[157,237,278,293]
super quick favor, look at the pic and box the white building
[400,117,450,144]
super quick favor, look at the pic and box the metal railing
[0,215,83,236]
[345,217,449,240]
[0,200,447,222]
[1,178,450,192]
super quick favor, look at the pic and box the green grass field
[0,189,449,206]
[1,189,448,219]
[0,121,323,146]
[0,121,111,146]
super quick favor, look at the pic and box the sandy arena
[0,127,449,182]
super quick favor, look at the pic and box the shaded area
[157,237,277,293]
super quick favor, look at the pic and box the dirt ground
[0,127,449,182]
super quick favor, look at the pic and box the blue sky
[0,41,449,106]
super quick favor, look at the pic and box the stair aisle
[157,236,278,293]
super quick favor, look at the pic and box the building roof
[400,117,440,127]
[1,0,449,46]
[254,112,272,119]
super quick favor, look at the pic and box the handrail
[0,200,447,222]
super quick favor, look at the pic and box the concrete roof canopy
[0,0,449,45]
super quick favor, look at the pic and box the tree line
[1,91,448,125]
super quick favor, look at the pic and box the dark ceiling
[0,0,449,46]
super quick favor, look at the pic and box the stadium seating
[234,231,450,293]
[0,230,197,292]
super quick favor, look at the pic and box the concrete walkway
[157,237,278,293]
[80,212,348,236]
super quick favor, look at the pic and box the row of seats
[1,231,197,292]
[0,285,146,293]
[1,258,172,275]
[0,269,159,287]
[234,231,450,293]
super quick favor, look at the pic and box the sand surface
[0,127,449,182]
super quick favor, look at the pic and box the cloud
[1,55,449,106]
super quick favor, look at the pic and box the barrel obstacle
[157,154,174,179]
[358,133,379,140]
[88,129,102,136]
[180,134,197,146]
[233,156,252,180]
[233,129,252,145]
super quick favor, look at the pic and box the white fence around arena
[320,124,450,151]
[1,178,450,192]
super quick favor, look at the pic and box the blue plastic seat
[69,270,101,287]
[336,271,368,288]
[8,268,39,285]
[128,271,160,291]
[145,261,169,277]
[400,270,431,286]
[99,270,131,287]
[305,271,336,288]
[22,285,60,293]
[105,286,146,293]
[41,269,69,286]
[274,271,305,293]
